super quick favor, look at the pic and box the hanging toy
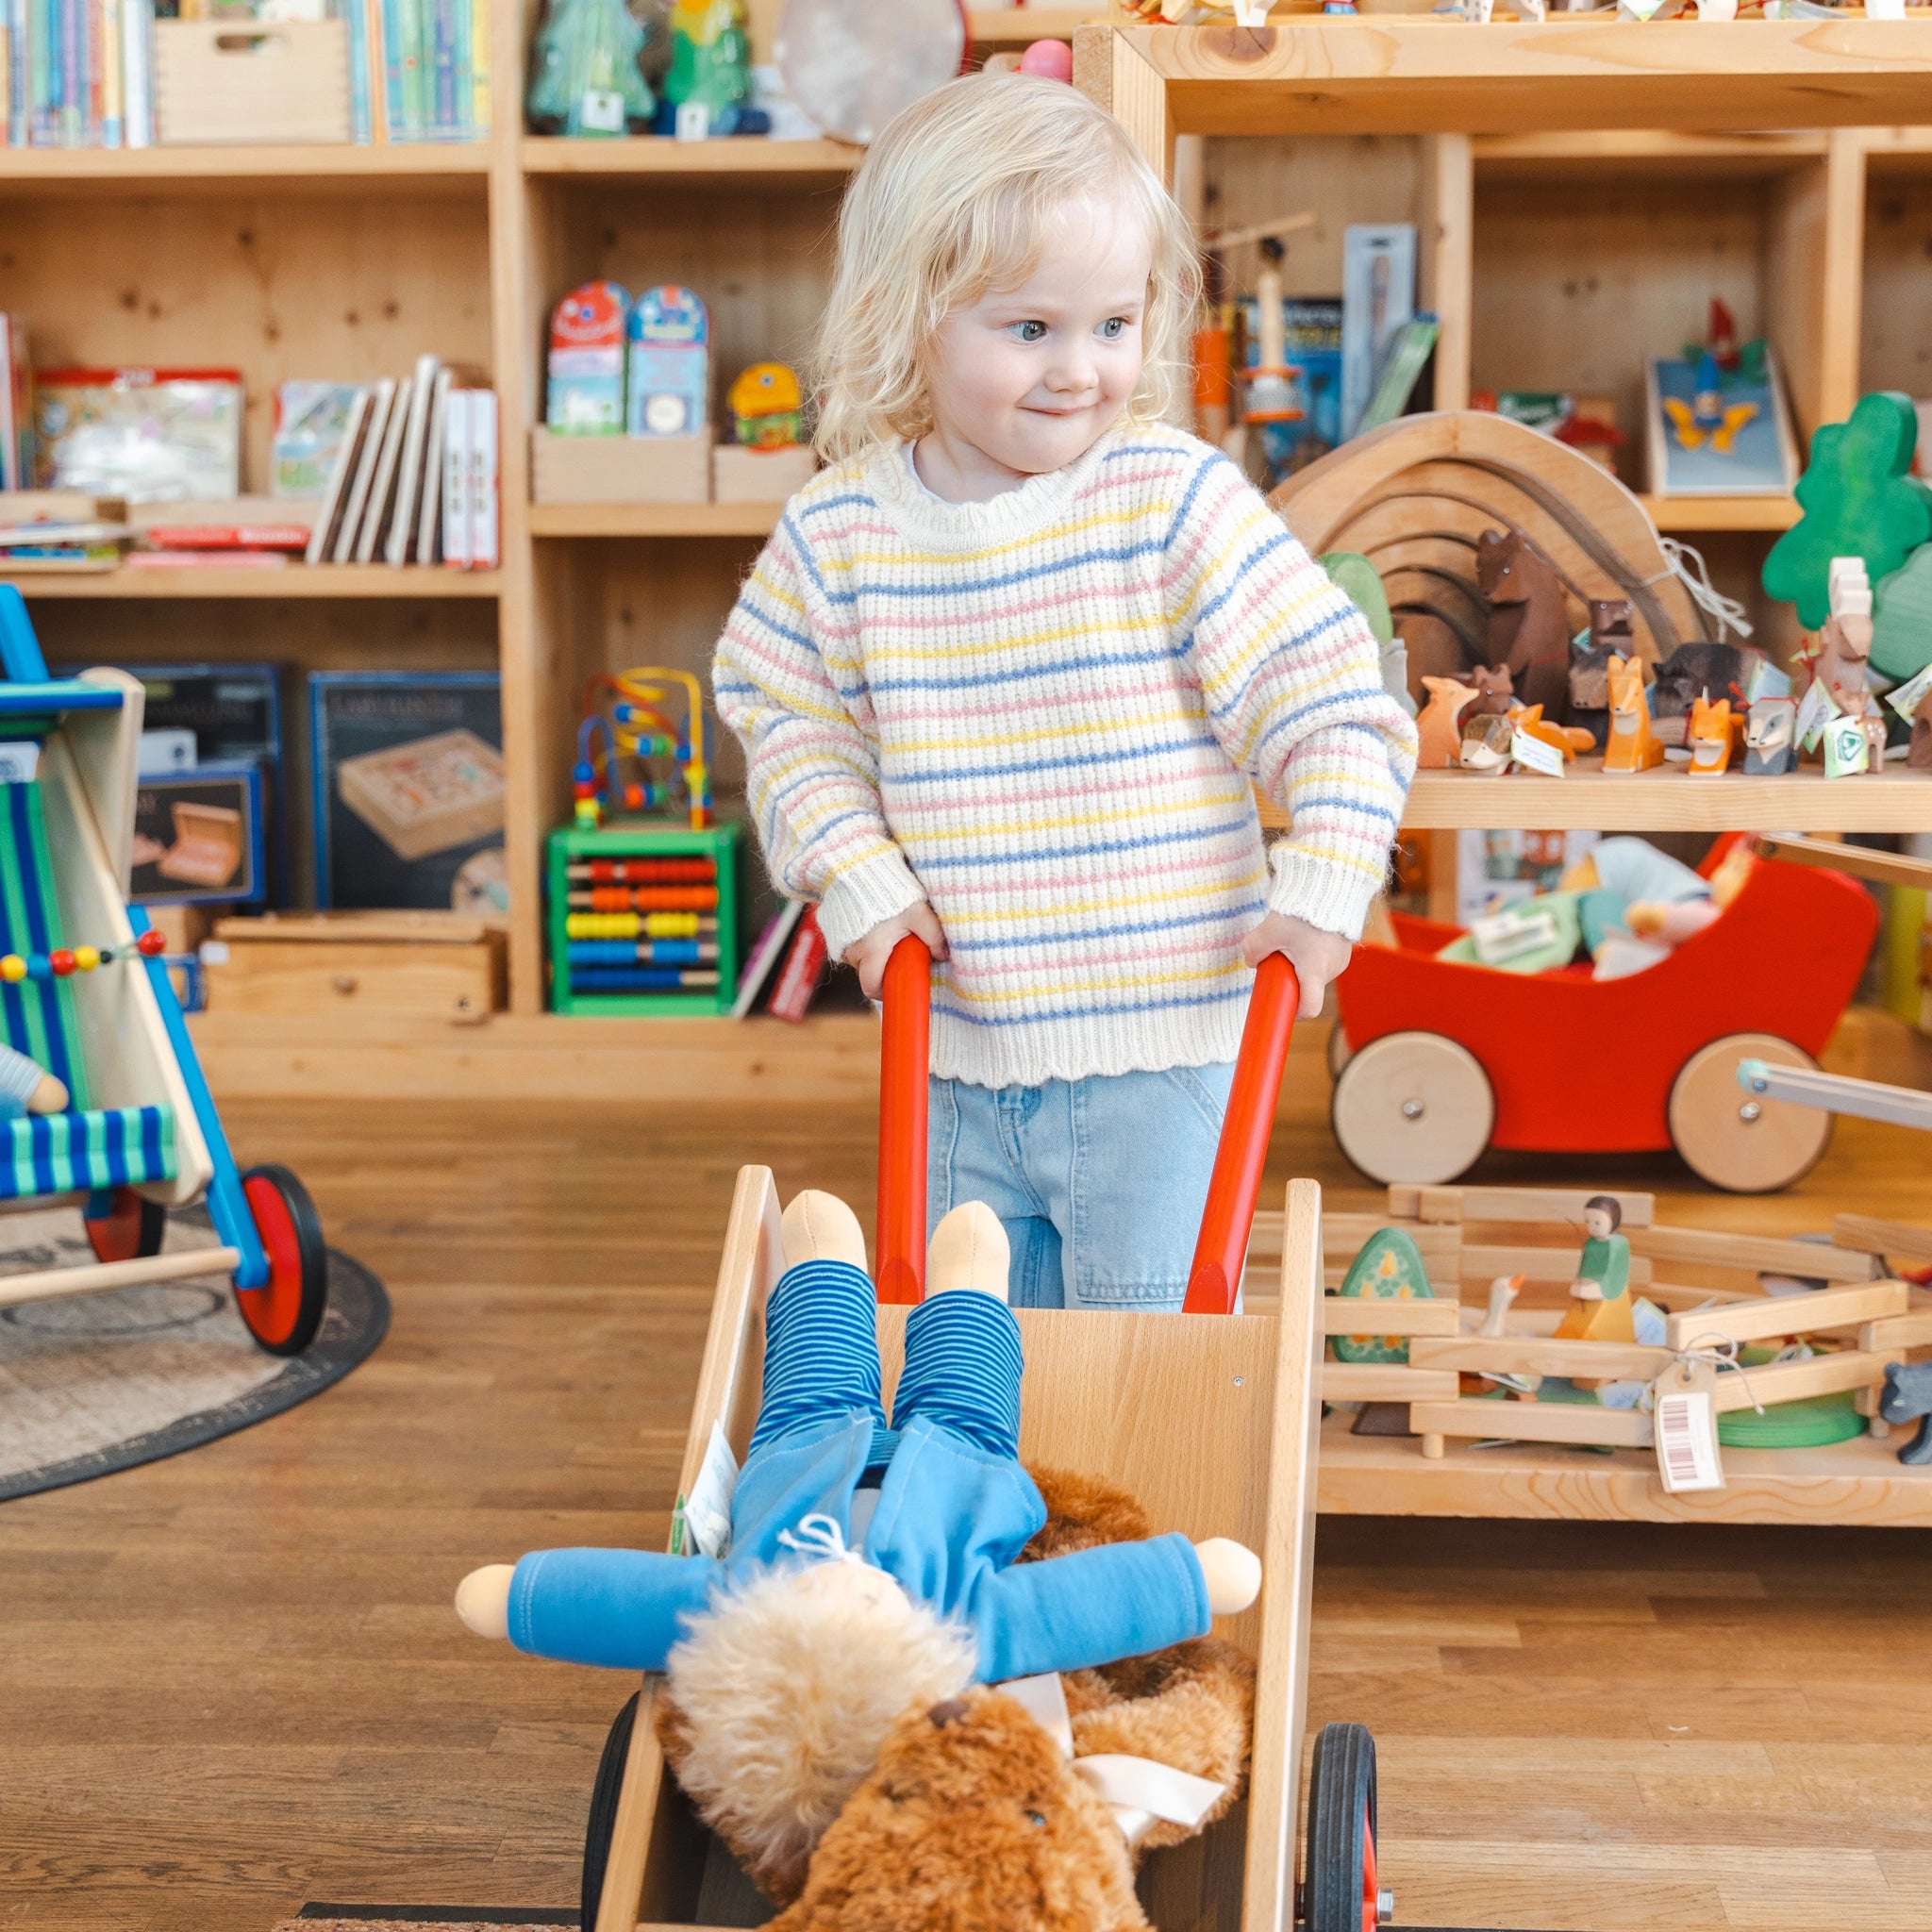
[0,925,166,984]
[574,667,712,831]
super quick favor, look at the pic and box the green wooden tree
[1762,391,1932,631]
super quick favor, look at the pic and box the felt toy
[456,1190,1260,1906]
[0,1041,67,1119]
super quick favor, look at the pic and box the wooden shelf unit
[9,16,1932,1040]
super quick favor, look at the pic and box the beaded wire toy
[0,926,167,983]
[574,665,712,832]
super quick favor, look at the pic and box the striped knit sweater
[712,424,1418,1089]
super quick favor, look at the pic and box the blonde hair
[812,74,1201,464]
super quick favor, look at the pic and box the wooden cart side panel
[1241,1177,1324,1932]
[596,1165,778,1932]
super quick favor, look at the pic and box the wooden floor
[4,1011,1931,1932]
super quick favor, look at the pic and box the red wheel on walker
[234,1163,328,1357]
[1306,1722,1391,1932]
[83,1187,165,1264]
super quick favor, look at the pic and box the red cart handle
[874,939,1299,1312]
[1183,951,1300,1313]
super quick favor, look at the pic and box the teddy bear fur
[657,1464,1255,1920]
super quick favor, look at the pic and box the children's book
[467,390,498,566]
[1644,348,1799,497]
[441,388,472,567]
[385,353,441,564]
[334,378,395,562]
[415,365,450,566]
[731,897,807,1018]
[273,381,364,499]
[766,906,827,1023]
[355,376,412,561]
[306,387,372,565]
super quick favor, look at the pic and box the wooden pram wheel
[582,1690,639,1932]
[1330,1031,1494,1186]
[1668,1032,1833,1194]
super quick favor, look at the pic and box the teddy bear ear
[927,1697,970,1728]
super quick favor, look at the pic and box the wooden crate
[531,429,710,506]
[205,912,507,1024]
[155,22,352,146]
[711,442,815,503]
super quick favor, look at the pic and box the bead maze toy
[577,947,1400,1932]
[0,588,329,1355]
[573,666,711,832]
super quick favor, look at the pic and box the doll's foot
[926,1202,1008,1303]
[1192,1538,1262,1615]
[456,1563,514,1640]
[780,1191,869,1273]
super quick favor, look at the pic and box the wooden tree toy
[1330,1226,1436,1365]
[1415,675,1477,767]
[1763,391,1932,630]
[1476,527,1573,721]
[1604,655,1663,771]
[1321,550,1415,716]
[1871,542,1932,685]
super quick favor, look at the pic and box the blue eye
[1009,321,1047,343]
[1099,318,1127,341]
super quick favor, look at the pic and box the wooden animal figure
[1467,663,1515,717]
[1571,599,1631,710]
[1604,655,1663,772]
[1459,712,1514,773]
[1743,695,1797,775]
[1910,690,1932,773]
[1507,705,1594,759]
[1416,675,1478,768]
[1688,695,1732,775]
[1476,527,1573,721]
[1879,1360,1932,1465]
[1862,716,1890,774]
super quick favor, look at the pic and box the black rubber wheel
[1306,1721,1380,1932]
[1326,1023,1354,1082]
[234,1163,328,1357]
[83,1187,166,1263]
[582,1690,640,1932]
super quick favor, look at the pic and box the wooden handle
[875,935,930,1306]
[1184,953,1300,1315]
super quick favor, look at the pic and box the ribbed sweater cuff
[1267,844,1384,943]
[817,847,928,961]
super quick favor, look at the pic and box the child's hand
[1239,913,1352,1018]
[846,902,949,1000]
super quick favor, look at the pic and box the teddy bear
[456,1189,1261,1910]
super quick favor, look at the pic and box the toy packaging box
[1645,351,1799,496]
[626,285,709,439]
[1341,225,1415,441]
[130,764,266,907]
[310,672,508,914]
[33,366,243,501]
[546,282,630,434]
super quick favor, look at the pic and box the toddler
[714,75,1417,1308]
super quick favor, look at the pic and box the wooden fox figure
[1604,655,1663,773]
[1688,694,1732,775]
[1416,675,1478,768]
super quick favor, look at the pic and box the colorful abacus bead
[136,928,167,958]
[74,946,99,972]
[25,955,50,981]
[0,955,23,983]
[49,950,75,977]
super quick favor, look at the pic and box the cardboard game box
[129,764,265,907]
[310,672,507,913]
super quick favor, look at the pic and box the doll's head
[768,1687,1149,1932]
[812,74,1199,471]
[659,1538,977,1901]
[1582,1194,1622,1241]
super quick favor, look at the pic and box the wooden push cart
[0,587,328,1354]
[579,943,1390,1932]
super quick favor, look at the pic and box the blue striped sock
[748,1259,894,1464]
[891,1291,1024,1459]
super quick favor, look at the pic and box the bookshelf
[5,12,1932,1084]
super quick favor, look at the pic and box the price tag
[577,88,625,134]
[1509,727,1566,777]
[1652,1357,1724,1494]
[675,101,713,142]
[680,1419,739,1558]
[1887,661,1932,721]
[1794,675,1839,753]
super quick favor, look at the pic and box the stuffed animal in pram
[456,1191,1261,1910]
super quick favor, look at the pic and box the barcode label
[1655,1389,1724,1493]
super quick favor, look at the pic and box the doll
[0,1041,66,1119]
[457,1191,1260,1899]
[1555,1194,1633,1344]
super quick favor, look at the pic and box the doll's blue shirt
[506,1410,1211,1682]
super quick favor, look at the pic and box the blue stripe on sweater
[888,734,1220,785]
[943,899,1267,951]
[817,538,1169,607]
[931,981,1251,1029]
[866,642,1190,695]
[908,816,1256,871]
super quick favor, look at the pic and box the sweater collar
[860,427,1122,552]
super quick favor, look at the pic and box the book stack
[0,0,490,147]
[305,358,498,569]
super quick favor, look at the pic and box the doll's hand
[1570,1278,1604,1302]
[28,1072,67,1115]
[456,1564,515,1640]
[846,901,948,1001]
[1193,1538,1262,1614]
[1240,913,1352,1019]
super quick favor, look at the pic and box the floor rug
[0,1203,387,1502]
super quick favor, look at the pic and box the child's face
[924,195,1153,482]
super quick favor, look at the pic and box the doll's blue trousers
[747,1258,1022,1473]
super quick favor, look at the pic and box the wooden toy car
[1330,836,1879,1193]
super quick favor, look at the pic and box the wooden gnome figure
[1554,1194,1634,1345]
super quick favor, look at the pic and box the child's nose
[1043,349,1096,394]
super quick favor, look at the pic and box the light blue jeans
[926,1063,1236,1312]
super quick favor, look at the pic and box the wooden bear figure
[1466,663,1515,717]
[1569,599,1631,751]
[1604,654,1663,772]
[1879,1360,1932,1465]
[1476,527,1573,722]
